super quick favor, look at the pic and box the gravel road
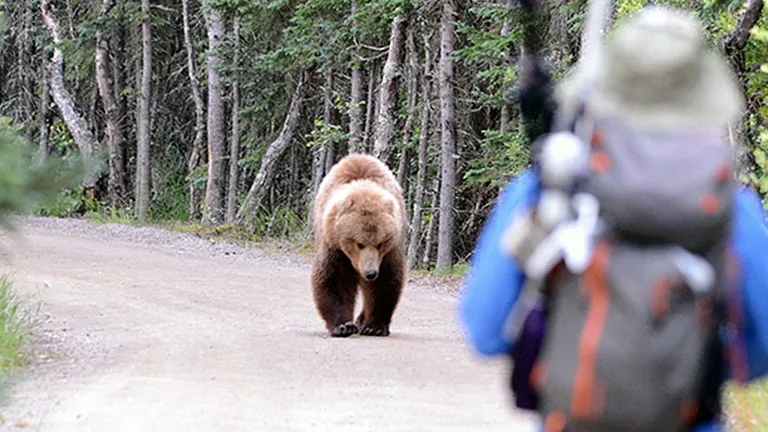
[0,217,538,432]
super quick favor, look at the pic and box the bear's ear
[338,197,355,215]
[382,195,398,216]
[383,199,394,216]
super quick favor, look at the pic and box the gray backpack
[532,118,744,432]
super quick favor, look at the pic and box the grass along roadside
[0,275,40,374]
[75,205,475,277]
[725,379,768,431]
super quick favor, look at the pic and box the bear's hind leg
[356,253,405,337]
[312,249,360,337]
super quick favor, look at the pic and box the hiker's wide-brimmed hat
[557,6,745,130]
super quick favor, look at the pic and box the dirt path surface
[0,217,538,432]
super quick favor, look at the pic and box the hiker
[458,6,768,432]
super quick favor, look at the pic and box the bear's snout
[359,249,381,281]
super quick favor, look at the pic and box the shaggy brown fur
[311,154,407,337]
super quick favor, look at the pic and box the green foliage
[463,128,530,187]
[452,0,768,200]
[432,260,469,276]
[85,206,139,226]
[740,10,768,209]
[452,3,535,189]
[0,275,41,374]
[614,0,648,22]
[256,0,349,71]
[454,7,519,109]
[150,156,192,222]
[746,131,768,208]
[237,204,306,239]
[725,379,768,430]
[306,119,351,152]
[256,0,413,72]
[33,186,101,218]
[0,117,83,224]
[48,120,78,156]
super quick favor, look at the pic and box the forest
[0,0,765,273]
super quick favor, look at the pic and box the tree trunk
[89,84,99,134]
[235,70,311,227]
[64,0,80,91]
[372,15,407,163]
[396,146,410,199]
[436,0,457,273]
[111,1,127,160]
[134,0,152,221]
[312,69,334,197]
[203,4,227,224]
[407,32,434,270]
[348,3,364,154]
[40,0,101,190]
[323,70,337,174]
[499,0,514,132]
[64,0,76,39]
[312,147,325,200]
[363,62,378,152]
[37,56,50,162]
[549,0,575,70]
[349,69,364,154]
[289,135,298,207]
[181,0,207,221]
[723,0,763,55]
[349,65,365,154]
[226,16,242,224]
[396,25,419,200]
[723,0,764,179]
[96,0,128,207]
[16,0,33,134]
[422,176,440,269]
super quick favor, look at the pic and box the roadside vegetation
[0,276,40,375]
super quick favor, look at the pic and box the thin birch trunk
[40,0,101,190]
[407,32,433,270]
[96,0,128,206]
[226,16,241,223]
[372,15,407,162]
[135,0,152,221]
[203,4,226,224]
[37,56,49,162]
[324,70,337,174]
[235,70,311,227]
[182,0,207,221]
[422,176,440,269]
[436,0,457,272]
[363,62,378,152]
[348,3,364,154]
[499,0,514,132]
[396,24,418,201]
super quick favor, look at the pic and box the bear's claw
[330,322,359,337]
[360,325,390,337]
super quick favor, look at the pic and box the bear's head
[324,181,403,282]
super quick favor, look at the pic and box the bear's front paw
[360,324,390,337]
[329,322,359,337]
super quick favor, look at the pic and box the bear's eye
[376,242,383,249]
[356,243,364,249]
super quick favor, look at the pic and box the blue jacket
[458,169,768,432]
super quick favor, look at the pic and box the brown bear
[311,153,407,337]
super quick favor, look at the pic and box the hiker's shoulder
[497,169,541,209]
[733,185,766,221]
[732,185,767,249]
[730,184,768,282]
